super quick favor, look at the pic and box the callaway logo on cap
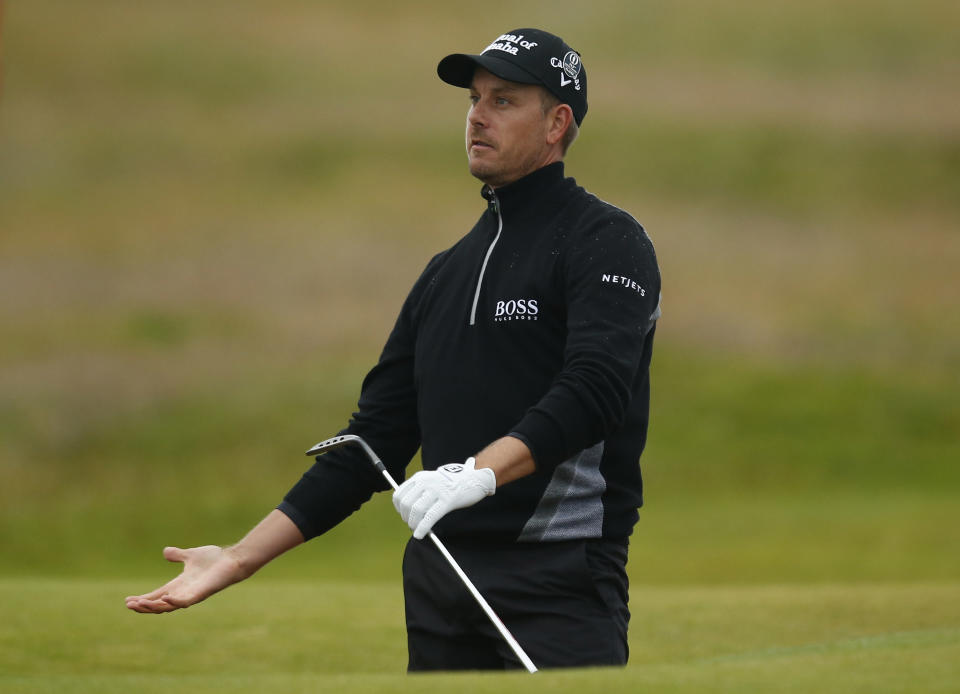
[437,28,588,126]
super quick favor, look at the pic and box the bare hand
[125,545,247,614]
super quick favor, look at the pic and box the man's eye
[496,97,509,105]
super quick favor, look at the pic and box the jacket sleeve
[278,253,444,540]
[510,206,661,470]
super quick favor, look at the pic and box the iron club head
[306,434,363,457]
[305,434,389,479]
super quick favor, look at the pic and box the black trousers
[402,536,630,671]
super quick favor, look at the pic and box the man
[126,28,661,672]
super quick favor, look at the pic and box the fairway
[2,579,958,693]
[2,0,959,691]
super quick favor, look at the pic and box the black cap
[438,28,588,126]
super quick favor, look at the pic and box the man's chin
[468,161,498,185]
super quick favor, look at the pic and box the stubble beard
[467,146,548,189]
[468,157,503,187]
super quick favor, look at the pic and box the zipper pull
[482,185,499,214]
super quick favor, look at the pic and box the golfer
[127,28,661,672]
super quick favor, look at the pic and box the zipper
[469,191,503,325]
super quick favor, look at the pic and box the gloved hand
[393,457,496,539]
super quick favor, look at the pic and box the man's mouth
[470,138,494,151]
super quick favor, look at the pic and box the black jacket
[280,162,661,541]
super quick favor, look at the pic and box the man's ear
[546,103,574,146]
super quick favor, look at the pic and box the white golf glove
[393,457,496,540]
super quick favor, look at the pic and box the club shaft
[377,468,538,673]
[427,531,538,673]
[308,435,538,673]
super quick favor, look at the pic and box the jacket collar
[480,162,567,216]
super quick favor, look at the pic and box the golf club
[306,434,539,674]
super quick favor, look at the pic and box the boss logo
[494,298,539,322]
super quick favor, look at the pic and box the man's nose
[468,101,488,128]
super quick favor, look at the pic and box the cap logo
[483,33,539,56]
[561,51,582,79]
[551,53,583,91]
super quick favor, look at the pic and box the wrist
[227,509,305,579]
[223,544,258,580]
[474,436,536,488]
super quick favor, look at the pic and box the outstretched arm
[125,509,303,614]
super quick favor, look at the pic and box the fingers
[392,479,416,513]
[124,546,190,613]
[125,582,181,613]
[393,463,495,539]
[124,580,184,613]
[394,475,440,536]
[406,489,438,536]
[157,583,206,609]
[163,546,187,563]
[412,505,444,540]
[393,476,423,524]
[125,583,173,603]
[125,596,180,614]
[125,583,199,613]
[398,489,442,540]
[124,569,180,603]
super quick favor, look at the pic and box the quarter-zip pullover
[469,190,503,325]
[280,162,661,542]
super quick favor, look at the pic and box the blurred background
[1,0,958,586]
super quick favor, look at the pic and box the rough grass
[1,580,957,693]
[1,0,959,690]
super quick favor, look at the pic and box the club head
[305,433,391,485]
[305,434,361,457]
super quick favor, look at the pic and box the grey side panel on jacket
[518,441,606,541]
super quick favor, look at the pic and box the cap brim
[437,53,542,88]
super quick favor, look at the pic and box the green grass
[1,580,957,692]
[1,0,959,690]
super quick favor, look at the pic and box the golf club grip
[426,532,538,673]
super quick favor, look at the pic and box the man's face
[465,68,555,188]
